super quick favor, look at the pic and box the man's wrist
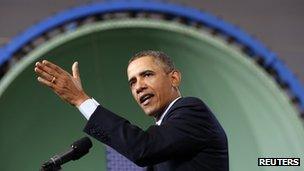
[75,93,90,107]
[78,97,100,120]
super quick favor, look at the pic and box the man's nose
[135,79,147,94]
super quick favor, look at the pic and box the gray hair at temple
[128,50,176,73]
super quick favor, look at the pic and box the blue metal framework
[0,0,303,110]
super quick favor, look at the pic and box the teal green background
[0,19,303,171]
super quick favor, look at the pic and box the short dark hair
[128,50,175,73]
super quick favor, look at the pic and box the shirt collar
[155,96,181,125]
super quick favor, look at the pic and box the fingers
[72,61,80,79]
[34,67,54,82]
[37,76,54,88]
[35,61,60,78]
[42,60,64,74]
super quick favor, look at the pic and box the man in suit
[34,50,228,170]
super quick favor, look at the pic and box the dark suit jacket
[84,97,228,171]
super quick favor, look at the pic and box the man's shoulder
[180,96,204,103]
[163,96,216,125]
[174,96,205,108]
[167,96,208,115]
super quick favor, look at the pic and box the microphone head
[71,136,93,160]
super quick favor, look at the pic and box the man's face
[127,56,180,117]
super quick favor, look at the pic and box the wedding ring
[51,76,56,83]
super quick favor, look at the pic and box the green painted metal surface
[0,19,303,171]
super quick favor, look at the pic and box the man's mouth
[139,93,155,106]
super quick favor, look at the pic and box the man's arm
[84,102,213,167]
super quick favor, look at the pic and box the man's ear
[170,70,181,87]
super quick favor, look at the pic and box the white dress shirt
[77,98,100,120]
[77,97,181,125]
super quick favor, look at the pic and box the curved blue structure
[0,1,303,111]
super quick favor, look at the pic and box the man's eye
[144,73,152,77]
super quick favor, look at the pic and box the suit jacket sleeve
[83,98,223,167]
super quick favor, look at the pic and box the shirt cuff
[77,98,100,120]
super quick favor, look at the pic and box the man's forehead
[127,56,158,76]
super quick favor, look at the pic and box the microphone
[40,136,93,171]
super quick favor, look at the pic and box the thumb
[72,61,80,80]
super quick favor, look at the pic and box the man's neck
[155,96,181,124]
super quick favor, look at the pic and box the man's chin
[144,111,156,117]
[143,108,157,117]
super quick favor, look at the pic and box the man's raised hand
[34,60,90,107]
